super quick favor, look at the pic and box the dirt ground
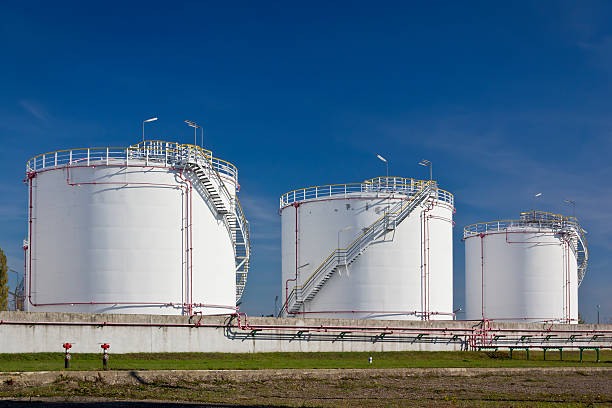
[0,369,610,407]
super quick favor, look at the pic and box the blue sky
[1,1,611,322]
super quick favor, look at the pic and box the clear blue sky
[1,1,611,322]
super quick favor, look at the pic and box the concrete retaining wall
[0,312,610,353]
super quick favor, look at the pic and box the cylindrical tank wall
[26,162,237,315]
[281,193,454,320]
[464,228,578,323]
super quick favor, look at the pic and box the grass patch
[0,350,609,371]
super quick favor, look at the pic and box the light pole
[534,192,543,212]
[376,154,388,179]
[142,117,158,142]
[597,304,601,325]
[418,160,432,182]
[453,306,462,320]
[564,199,576,218]
[184,120,201,147]
[274,295,279,316]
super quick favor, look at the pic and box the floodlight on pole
[184,120,201,147]
[418,160,432,182]
[376,154,389,179]
[533,192,543,212]
[142,117,158,142]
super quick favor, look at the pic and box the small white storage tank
[24,141,250,315]
[279,177,454,320]
[464,211,588,323]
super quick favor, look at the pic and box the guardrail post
[87,149,90,166]
[42,154,45,168]
[55,152,58,167]
[106,148,109,165]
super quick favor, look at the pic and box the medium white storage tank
[464,211,588,323]
[24,141,250,315]
[279,177,455,320]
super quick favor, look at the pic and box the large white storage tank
[24,141,250,315]
[279,177,454,320]
[464,211,588,323]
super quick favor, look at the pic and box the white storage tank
[464,211,588,323]
[24,141,250,315]
[279,177,454,320]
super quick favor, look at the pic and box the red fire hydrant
[101,343,110,370]
[62,343,72,369]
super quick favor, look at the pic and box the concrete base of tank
[0,311,610,353]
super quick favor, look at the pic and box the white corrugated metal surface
[280,177,454,320]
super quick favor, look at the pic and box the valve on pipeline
[62,343,72,369]
[100,343,110,370]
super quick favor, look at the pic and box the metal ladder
[284,181,436,314]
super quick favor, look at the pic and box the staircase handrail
[280,178,452,208]
[234,195,251,300]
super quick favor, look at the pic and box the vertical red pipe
[480,233,485,320]
[562,238,566,321]
[420,199,434,320]
[419,209,424,319]
[283,202,300,314]
[189,180,193,315]
[569,241,571,321]
[177,171,194,316]
[27,173,34,307]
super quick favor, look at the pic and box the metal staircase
[284,181,436,315]
[233,198,250,301]
[188,163,231,215]
[564,225,588,286]
[186,160,251,302]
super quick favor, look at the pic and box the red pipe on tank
[283,202,300,315]
[480,233,485,320]
[420,199,435,320]
[26,172,34,309]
